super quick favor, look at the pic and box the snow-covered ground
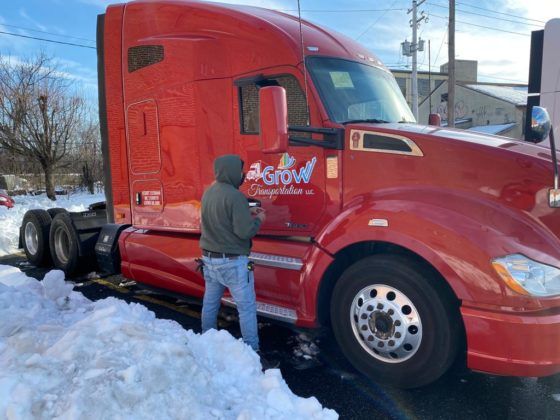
[0,192,337,417]
[0,265,337,419]
[0,192,105,257]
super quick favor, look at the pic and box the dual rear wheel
[22,209,82,275]
[22,210,53,266]
[49,212,81,275]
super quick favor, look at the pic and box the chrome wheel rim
[54,227,70,264]
[350,284,423,363]
[24,222,38,256]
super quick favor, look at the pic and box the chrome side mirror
[259,86,289,154]
[529,106,552,143]
[551,188,560,208]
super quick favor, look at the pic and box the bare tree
[0,53,85,200]
[77,120,102,194]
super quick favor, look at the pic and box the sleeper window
[239,75,309,134]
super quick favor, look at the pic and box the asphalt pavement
[2,252,559,420]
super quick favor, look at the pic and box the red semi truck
[19,0,560,388]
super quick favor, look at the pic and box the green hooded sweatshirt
[199,155,262,255]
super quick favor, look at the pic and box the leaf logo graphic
[278,153,296,169]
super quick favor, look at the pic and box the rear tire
[22,210,52,267]
[47,208,67,219]
[330,254,460,389]
[49,213,81,276]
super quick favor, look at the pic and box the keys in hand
[251,207,266,223]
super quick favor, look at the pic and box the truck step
[222,297,297,323]
[249,252,303,271]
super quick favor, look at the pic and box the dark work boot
[258,351,280,371]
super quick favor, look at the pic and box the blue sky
[1,0,558,106]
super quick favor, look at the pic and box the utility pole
[448,0,456,127]
[428,39,432,112]
[404,0,426,120]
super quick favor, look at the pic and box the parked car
[0,190,15,209]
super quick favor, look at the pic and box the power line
[433,28,447,66]
[425,1,543,27]
[0,23,95,43]
[0,31,96,49]
[391,63,527,84]
[455,1,546,24]
[279,8,405,13]
[279,4,545,25]
[477,73,527,84]
[429,14,530,37]
[355,0,401,41]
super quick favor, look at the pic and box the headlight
[492,254,560,297]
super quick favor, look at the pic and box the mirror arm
[550,129,559,190]
[288,126,344,150]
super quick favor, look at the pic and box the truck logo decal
[245,155,317,198]
[262,156,316,186]
[278,153,296,169]
[246,161,264,181]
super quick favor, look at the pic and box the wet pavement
[2,253,559,420]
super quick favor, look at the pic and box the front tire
[330,254,460,389]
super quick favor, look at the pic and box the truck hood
[349,121,559,170]
[386,122,557,162]
[344,122,560,263]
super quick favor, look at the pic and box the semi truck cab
[99,0,560,388]
[20,0,560,389]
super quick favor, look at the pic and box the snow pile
[0,265,338,419]
[0,192,105,257]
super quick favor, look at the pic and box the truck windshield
[306,56,415,124]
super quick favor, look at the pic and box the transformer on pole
[402,0,427,120]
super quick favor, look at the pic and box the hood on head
[214,154,243,188]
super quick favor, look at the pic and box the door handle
[136,192,142,205]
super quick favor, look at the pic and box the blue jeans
[201,255,259,351]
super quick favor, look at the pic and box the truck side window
[239,75,308,134]
[127,45,164,73]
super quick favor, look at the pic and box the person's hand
[250,206,262,216]
[255,208,266,223]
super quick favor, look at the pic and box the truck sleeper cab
[92,0,560,388]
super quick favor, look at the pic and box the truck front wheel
[330,254,460,388]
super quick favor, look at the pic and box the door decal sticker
[141,190,162,206]
[245,153,317,198]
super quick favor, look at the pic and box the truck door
[126,99,164,227]
[234,73,327,235]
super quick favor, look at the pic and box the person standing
[200,154,276,368]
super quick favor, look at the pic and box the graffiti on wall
[435,101,467,120]
[475,105,488,120]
